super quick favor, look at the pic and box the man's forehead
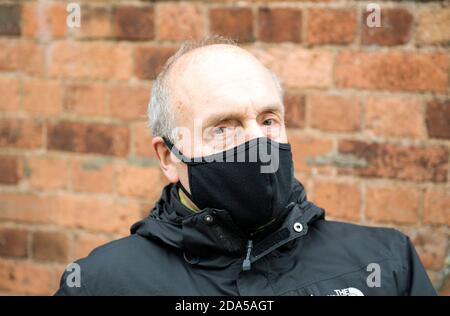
[169,45,271,84]
[166,44,280,114]
[171,44,254,72]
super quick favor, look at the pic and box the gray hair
[148,35,284,143]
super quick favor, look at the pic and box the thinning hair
[148,35,284,143]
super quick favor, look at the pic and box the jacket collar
[131,179,325,269]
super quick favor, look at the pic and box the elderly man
[55,36,436,296]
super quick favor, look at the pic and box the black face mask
[164,137,294,234]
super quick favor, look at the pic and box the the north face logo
[329,287,364,296]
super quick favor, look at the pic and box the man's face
[154,45,288,191]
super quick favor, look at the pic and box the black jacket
[55,180,436,296]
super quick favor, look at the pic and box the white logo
[66,3,81,28]
[329,287,364,296]
[366,3,381,28]
[65,262,81,288]
[366,263,381,287]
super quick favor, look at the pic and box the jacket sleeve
[402,236,437,296]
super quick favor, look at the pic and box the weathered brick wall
[0,0,448,295]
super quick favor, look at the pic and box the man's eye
[212,127,226,135]
[263,119,275,126]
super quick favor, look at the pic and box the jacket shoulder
[305,220,436,295]
[311,220,410,264]
[55,234,171,295]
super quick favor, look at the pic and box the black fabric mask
[164,137,294,234]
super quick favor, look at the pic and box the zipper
[239,203,315,272]
[242,240,253,271]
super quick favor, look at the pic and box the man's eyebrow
[203,111,243,128]
[203,103,284,128]
[259,103,284,115]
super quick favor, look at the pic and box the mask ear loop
[162,136,192,163]
[177,180,196,204]
[162,137,198,205]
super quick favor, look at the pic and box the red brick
[440,275,450,296]
[21,2,37,38]
[64,82,107,116]
[0,39,44,75]
[426,100,450,140]
[134,46,177,80]
[0,259,53,295]
[307,9,356,44]
[133,122,156,158]
[109,84,149,120]
[423,189,450,226]
[47,121,129,157]
[283,93,305,128]
[0,192,142,235]
[19,41,45,75]
[71,232,110,260]
[249,47,334,89]
[362,9,412,46]
[0,119,43,149]
[366,186,419,224]
[27,156,70,190]
[0,192,54,225]
[53,195,143,235]
[312,181,360,221]
[114,5,154,41]
[427,270,440,288]
[116,162,167,201]
[140,202,154,219]
[402,226,448,270]
[74,5,113,39]
[416,7,450,45]
[0,156,21,185]
[22,2,66,38]
[49,41,133,80]
[0,39,18,71]
[338,140,449,182]
[258,8,302,43]
[156,2,205,41]
[310,94,360,132]
[210,8,254,43]
[289,133,334,173]
[23,79,63,115]
[335,51,448,92]
[0,76,19,112]
[0,228,27,258]
[71,157,114,193]
[32,231,69,263]
[0,4,21,35]
[365,96,423,138]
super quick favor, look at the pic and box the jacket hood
[131,179,325,269]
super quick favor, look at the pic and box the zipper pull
[242,240,253,271]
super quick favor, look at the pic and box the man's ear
[152,136,179,183]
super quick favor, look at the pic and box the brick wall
[0,0,448,295]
